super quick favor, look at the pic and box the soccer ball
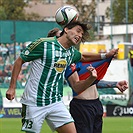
[55,6,79,27]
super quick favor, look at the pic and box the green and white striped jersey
[20,37,81,106]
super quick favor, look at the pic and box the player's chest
[45,48,72,60]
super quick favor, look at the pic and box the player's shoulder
[37,37,56,43]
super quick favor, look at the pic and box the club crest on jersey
[24,50,30,55]
[54,59,67,73]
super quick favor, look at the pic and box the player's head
[47,28,62,37]
[60,21,91,42]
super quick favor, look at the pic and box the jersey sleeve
[71,47,81,63]
[65,56,113,96]
[20,38,44,62]
[65,63,80,79]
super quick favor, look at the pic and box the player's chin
[71,42,78,46]
[73,41,81,46]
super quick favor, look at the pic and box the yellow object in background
[80,42,132,60]
[79,43,106,53]
[117,44,125,59]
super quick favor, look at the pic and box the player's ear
[64,27,68,34]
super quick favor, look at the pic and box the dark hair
[47,28,60,37]
[60,21,91,42]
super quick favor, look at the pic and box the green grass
[0,117,133,133]
[103,117,133,133]
[0,118,53,133]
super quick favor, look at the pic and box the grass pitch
[0,117,133,133]
[103,117,133,133]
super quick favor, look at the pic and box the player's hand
[87,64,97,79]
[116,80,128,93]
[106,48,119,58]
[6,88,15,100]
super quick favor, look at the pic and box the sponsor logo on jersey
[54,59,67,73]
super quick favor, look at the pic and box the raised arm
[80,48,119,62]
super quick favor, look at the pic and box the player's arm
[97,80,128,93]
[6,57,25,100]
[68,65,97,94]
[97,80,118,88]
[80,48,119,62]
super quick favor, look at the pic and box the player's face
[65,25,84,46]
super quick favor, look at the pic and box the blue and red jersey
[65,56,113,96]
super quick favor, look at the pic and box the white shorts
[21,101,74,133]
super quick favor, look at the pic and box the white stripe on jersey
[42,42,53,105]
[42,42,47,106]
[48,42,58,104]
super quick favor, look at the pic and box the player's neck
[58,36,71,49]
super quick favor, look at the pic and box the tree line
[0,0,132,23]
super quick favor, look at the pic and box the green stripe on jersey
[20,36,81,107]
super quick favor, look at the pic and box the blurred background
[0,0,133,119]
